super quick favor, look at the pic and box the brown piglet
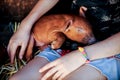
[25,14,96,60]
[31,14,95,50]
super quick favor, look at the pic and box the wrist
[19,20,33,33]
[78,47,90,63]
[72,50,88,64]
[84,45,96,61]
[22,11,41,27]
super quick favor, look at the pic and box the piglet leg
[50,32,66,49]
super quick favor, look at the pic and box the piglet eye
[77,27,85,33]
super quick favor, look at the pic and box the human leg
[64,64,107,80]
[9,57,49,80]
[65,57,120,80]
[9,47,62,80]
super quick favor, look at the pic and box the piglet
[31,14,95,50]
[25,14,96,60]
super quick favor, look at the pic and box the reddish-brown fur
[31,14,95,50]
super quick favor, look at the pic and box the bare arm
[85,32,120,60]
[21,0,59,31]
[40,32,120,80]
[7,0,59,63]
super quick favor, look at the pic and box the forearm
[85,32,120,60]
[20,0,59,31]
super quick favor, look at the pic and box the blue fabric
[36,47,62,62]
[89,56,120,80]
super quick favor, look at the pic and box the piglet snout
[88,37,96,44]
[82,35,96,44]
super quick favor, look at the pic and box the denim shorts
[37,47,120,80]
[36,47,62,61]
[89,57,120,80]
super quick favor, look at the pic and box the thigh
[64,64,107,80]
[9,57,49,80]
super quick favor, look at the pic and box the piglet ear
[79,6,87,18]
[64,19,73,32]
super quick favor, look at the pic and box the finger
[58,73,66,80]
[8,43,18,63]
[7,41,13,56]
[26,35,34,61]
[52,70,63,80]
[39,61,58,72]
[7,43,10,56]
[41,65,62,80]
[19,44,26,59]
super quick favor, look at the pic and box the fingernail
[39,69,42,72]
[19,56,23,59]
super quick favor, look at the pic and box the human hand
[39,50,86,80]
[7,23,32,63]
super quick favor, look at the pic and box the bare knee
[64,64,107,80]
[9,57,49,80]
[9,75,20,80]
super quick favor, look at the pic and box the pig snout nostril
[88,37,96,44]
